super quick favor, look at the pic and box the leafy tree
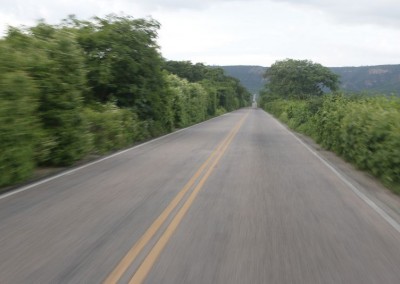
[166,74,208,127]
[166,74,190,128]
[67,15,176,133]
[6,24,91,166]
[165,60,251,113]
[72,16,166,114]
[200,79,218,116]
[84,103,139,153]
[0,41,40,186]
[264,59,339,99]
[187,83,208,123]
[164,61,209,82]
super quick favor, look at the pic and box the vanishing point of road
[1,108,400,283]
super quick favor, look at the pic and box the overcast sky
[1,0,400,67]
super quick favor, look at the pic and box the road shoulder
[275,113,400,226]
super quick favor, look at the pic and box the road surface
[1,108,400,283]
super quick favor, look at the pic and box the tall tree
[68,15,176,132]
[264,59,339,99]
[0,41,40,185]
[164,60,251,113]
[6,24,91,166]
[73,16,166,117]
[164,61,209,82]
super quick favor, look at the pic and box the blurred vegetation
[0,37,42,186]
[260,59,400,194]
[0,15,251,188]
[164,60,250,113]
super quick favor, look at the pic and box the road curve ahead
[1,108,400,284]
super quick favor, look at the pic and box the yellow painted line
[129,114,248,284]
[103,114,247,284]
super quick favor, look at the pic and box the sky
[1,0,400,67]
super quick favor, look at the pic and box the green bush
[84,103,139,154]
[166,74,209,128]
[6,25,92,166]
[339,97,400,188]
[311,95,349,153]
[0,71,39,186]
[188,83,208,124]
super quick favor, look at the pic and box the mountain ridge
[220,64,400,95]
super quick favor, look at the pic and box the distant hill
[220,64,400,95]
[331,65,400,94]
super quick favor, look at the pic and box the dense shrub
[166,74,209,128]
[336,97,400,187]
[0,71,39,186]
[84,103,140,154]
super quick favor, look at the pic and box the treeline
[0,15,251,187]
[260,59,400,194]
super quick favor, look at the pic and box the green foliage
[200,79,218,117]
[167,74,190,128]
[0,40,39,185]
[311,96,347,152]
[264,59,339,99]
[0,73,38,186]
[84,103,139,154]
[73,16,165,112]
[30,25,91,165]
[335,97,400,184]
[262,95,400,194]
[72,15,178,133]
[166,74,208,127]
[164,60,251,114]
[164,61,209,82]
[5,25,91,166]
[187,83,208,123]
[0,15,251,189]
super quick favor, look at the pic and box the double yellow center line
[104,113,248,284]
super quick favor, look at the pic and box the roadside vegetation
[0,15,251,188]
[260,59,400,194]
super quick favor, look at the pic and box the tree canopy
[263,59,339,99]
[164,60,251,112]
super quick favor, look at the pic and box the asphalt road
[1,108,400,284]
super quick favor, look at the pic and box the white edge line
[0,112,233,200]
[264,111,400,234]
